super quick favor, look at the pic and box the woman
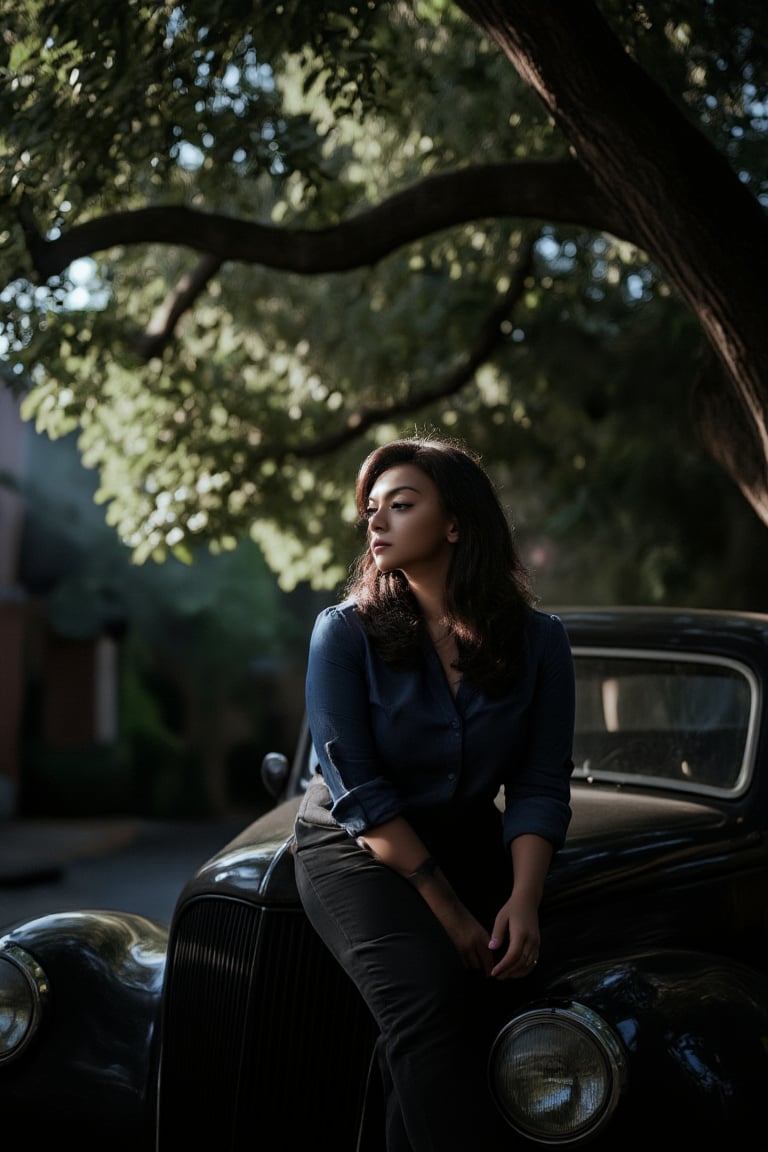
[293,434,575,1151]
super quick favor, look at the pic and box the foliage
[2,0,768,605]
[19,426,310,685]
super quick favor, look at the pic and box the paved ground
[0,817,139,884]
[0,815,251,930]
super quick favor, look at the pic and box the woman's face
[364,464,458,578]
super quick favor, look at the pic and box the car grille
[157,894,378,1150]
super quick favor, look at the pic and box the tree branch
[19,160,630,282]
[136,253,223,359]
[252,235,537,465]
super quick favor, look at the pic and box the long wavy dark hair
[345,435,536,695]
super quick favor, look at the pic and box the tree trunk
[457,0,768,521]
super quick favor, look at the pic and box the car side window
[571,650,757,797]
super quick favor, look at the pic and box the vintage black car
[3,607,768,1149]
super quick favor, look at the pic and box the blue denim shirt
[305,601,575,851]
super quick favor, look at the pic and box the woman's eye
[363,501,412,519]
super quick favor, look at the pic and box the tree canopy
[2,0,768,605]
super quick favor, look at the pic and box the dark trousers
[293,815,514,1152]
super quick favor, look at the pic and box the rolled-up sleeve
[502,614,575,852]
[305,605,404,836]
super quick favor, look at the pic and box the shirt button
[447,773,456,781]
[451,720,460,729]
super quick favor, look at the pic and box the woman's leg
[293,819,508,1152]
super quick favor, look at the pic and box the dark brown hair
[345,435,535,694]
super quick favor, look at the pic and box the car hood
[548,783,743,897]
[172,782,758,919]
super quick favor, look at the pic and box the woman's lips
[372,541,389,554]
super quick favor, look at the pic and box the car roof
[556,606,768,666]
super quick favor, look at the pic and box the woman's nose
[369,507,387,531]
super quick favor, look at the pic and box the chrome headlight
[489,1002,627,1145]
[0,943,49,1065]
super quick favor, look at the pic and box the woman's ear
[447,522,459,542]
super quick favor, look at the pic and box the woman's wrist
[405,856,439,889]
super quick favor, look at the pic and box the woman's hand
[487,890,541,979]
[487,833,553,979]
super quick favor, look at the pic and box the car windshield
[571,648,757,796]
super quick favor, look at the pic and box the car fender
[0,910,167,1150]
[545,948,768,1139]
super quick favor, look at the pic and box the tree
[2,0,768,603]
[19,426,316,814]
